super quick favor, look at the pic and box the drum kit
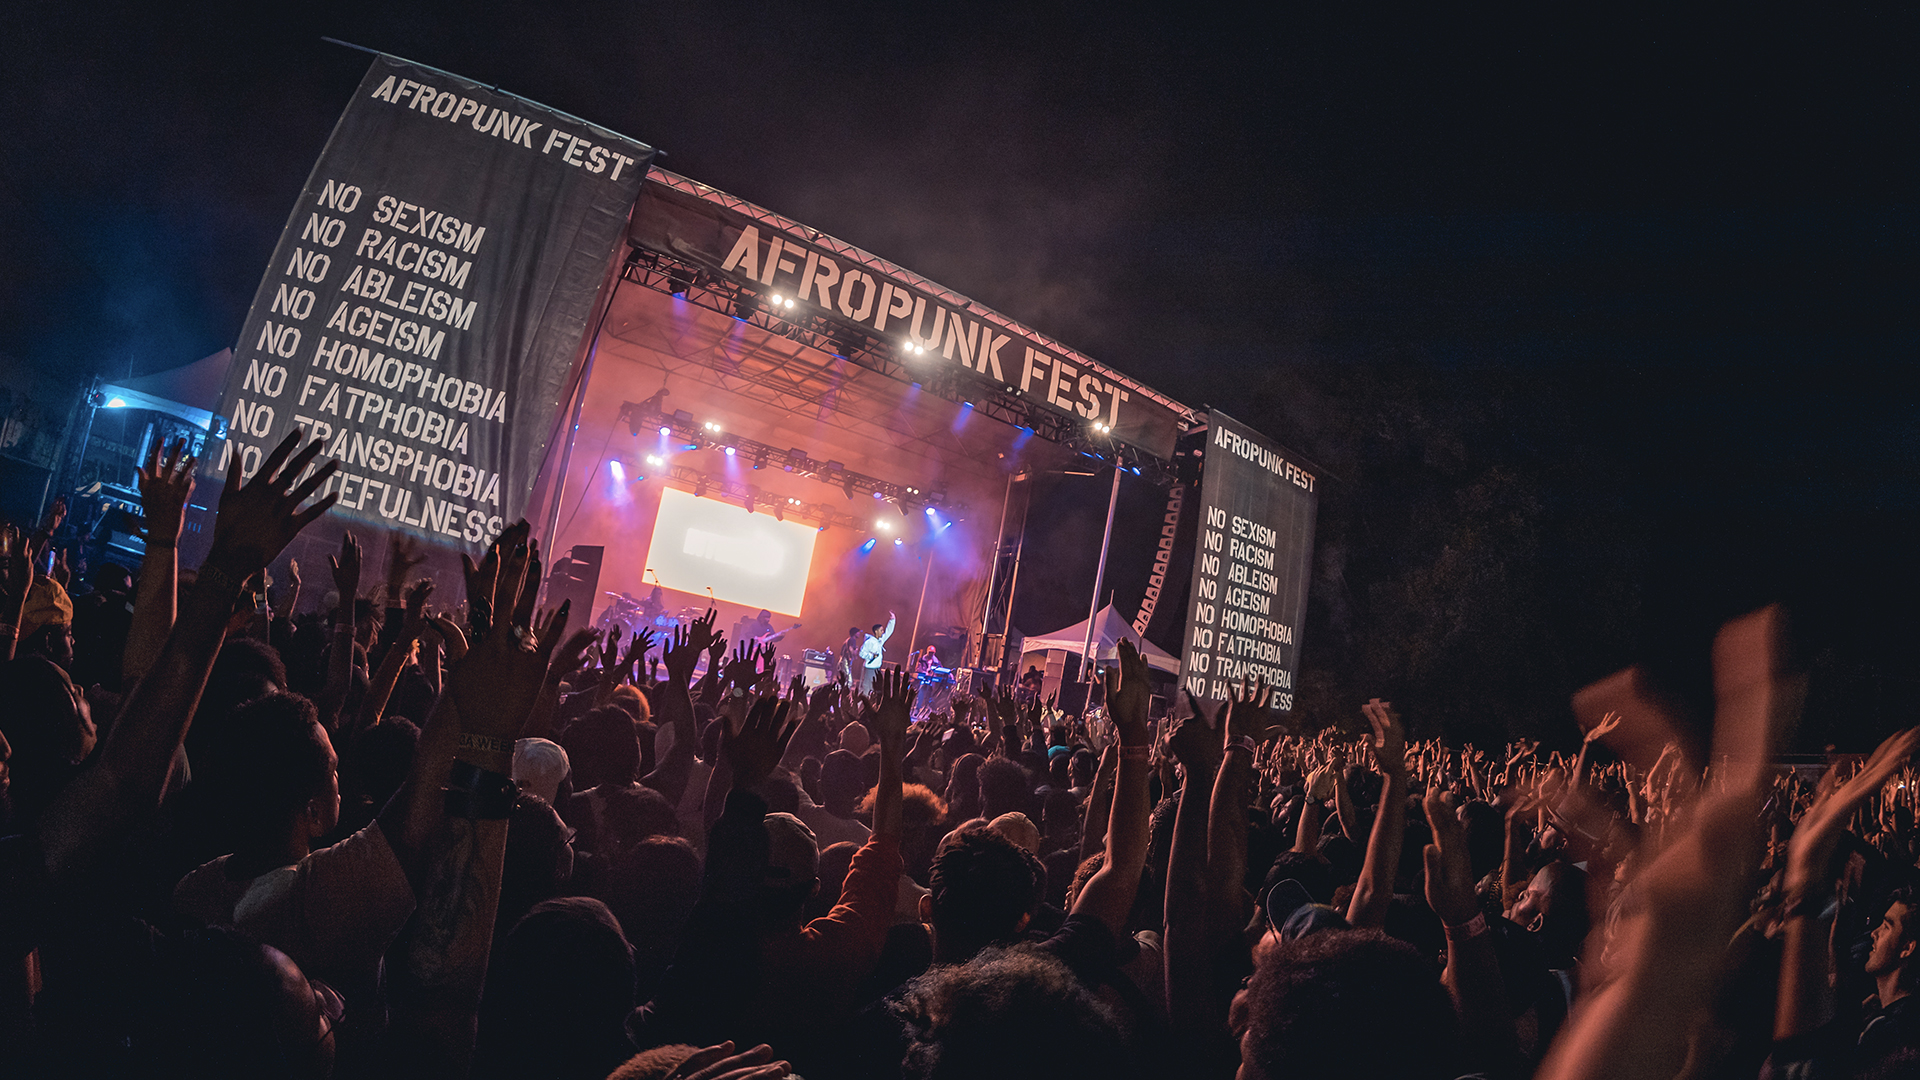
[595,591,707,639]
[911,664,956,722]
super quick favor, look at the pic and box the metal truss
[646,169,1199,430]
[617,399,964,520]
[617,248,1183,488]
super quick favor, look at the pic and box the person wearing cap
[630,674,909,1072]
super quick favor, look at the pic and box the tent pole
[1077,465,1123,684]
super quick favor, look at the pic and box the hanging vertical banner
[208,54,653,544]
[1177,411,1318,711]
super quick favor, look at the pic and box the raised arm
[1346,699,1407,930]
[1537,605,1799,1080]
[314,531,362,732]
[1425,790,1517,1075]
[43,431,335,883]
[1162,693,1223,1033]
[352,576,432,739]
[1774,727,1920,1041]
[388,523,572,1074]
[1074,639,1153,934]
[122,439,196,683]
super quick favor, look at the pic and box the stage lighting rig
[753,448,768,470]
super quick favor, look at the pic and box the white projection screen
[645,487,817,615]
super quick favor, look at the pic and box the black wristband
[445,760,517,819]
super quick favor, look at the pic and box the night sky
[3,3,1913,747]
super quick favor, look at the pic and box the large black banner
[1177,411,1318,711]
[630,181,1186,460]
[208,55,653,545]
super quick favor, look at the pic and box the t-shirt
[173,820,415,992]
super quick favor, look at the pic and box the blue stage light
[659,426,671,435]
[893,537,904,546]
[609,460,625,480]
[860,538,877,554]
[924,506,937,517]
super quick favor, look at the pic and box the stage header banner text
[632,184,1184,459]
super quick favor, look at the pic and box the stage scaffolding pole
[1077,465,1123,686]
[908,543,936,657]
[542,252,630,560]
[975,472,1017,665]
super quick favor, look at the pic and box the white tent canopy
[98,348,232,431]
[1020,603,1180,674]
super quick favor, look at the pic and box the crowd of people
[1,429,1916,1079]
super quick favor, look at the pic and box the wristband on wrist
[1118,745,1152,762]
[1226,735,1258,755]
[1443,912,1490,940]
[457,731,516,758]
[445,760,517,819]
[196,562,246,600]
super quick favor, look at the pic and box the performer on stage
[842,611,895,693]
[636,585,666,623]
[913,644,941,675]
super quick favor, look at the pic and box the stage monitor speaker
[546,544,604,624]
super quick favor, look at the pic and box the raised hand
[207,428,338,575]
[402,577,435,636]
[1306,763,1336,801]
[1422,790,1479,926]
[1225,674,1279,748]
[1787,727,1920,886]
[446,596,571,745]
[1362,698,1407,778]
[386,531,426,603]
[137,439,196,545]
[686,606,719,654]
[724,694,799,792]
[548,625,599,684]
[1584,710,1624,745]
[321,531,360,607]
[871,667,916,753]
[664,623,701,685]
[1102,638,1152,746]
[1167,695,1222,772]
[459,532,505,634]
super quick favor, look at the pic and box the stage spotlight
[940,520,953,531]
[659,425,671,436]
[667,266,695,296]
[893,537,904,547]
[843,479,856,500]
[745,495,755,514]
[924,506,937,517]
[753,449,768,470]
[704,421,722,433]
[872,491,884,500]
[694,477,709,498]
[774,504,784,521]
[609,460,625,480]
[962,401,973,409]
[724,446,736,456]
[106,397,127,408]
[860,538,877,554]
[732,294,759,320]
[646,455,663,466]
[876,519,891,531]
[771,294,784,306]
[786,448,807,472]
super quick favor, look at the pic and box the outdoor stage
[531,170,1164,674]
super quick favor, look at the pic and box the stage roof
[623,169,1200,478]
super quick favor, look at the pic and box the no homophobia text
[209,54,653,543]
[1179,412,1319,710]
